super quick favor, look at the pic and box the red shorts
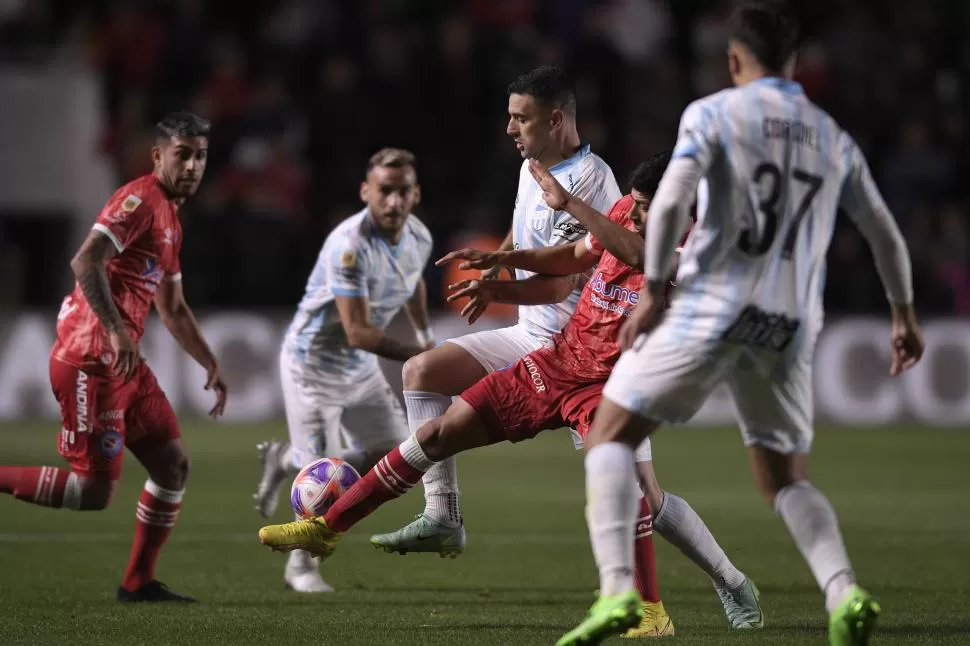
[49,356,180,480]
[460,347,605,443]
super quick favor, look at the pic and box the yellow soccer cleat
[258,517,341,561]
[623,600,675,638]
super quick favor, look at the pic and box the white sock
[405,390,461,527]
[652,491,746,589]
[585,442,639,597]
[774,480,856,612]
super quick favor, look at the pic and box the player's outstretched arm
[404,277,435,350]
[437,242,596,277]
[528,160,644,268]
[155,278,227,418]
[447,276,578,324]
[335,295,426,362]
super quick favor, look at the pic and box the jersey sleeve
[671,98,720,172]
[584,196,633,256]
[92,192,153,252]
[328,238,369,298]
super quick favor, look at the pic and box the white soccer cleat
[254,440,290,518]
[284,552,334,593]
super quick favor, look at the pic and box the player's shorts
[446,324,550,373]
[279,350,409,470]
[603,330,813,455]
[460,347,653,462]
[49,356,181,480]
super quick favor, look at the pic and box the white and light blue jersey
[512,144,622,338]
[662,78,893,358]
[284,209,433,380]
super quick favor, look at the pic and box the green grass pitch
[0,421,968,645]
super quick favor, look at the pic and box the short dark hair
[628,151,672,197]
[366,147,417,173]
[507,65,577,117]
[155,111,211,141]
[727,0,800,73]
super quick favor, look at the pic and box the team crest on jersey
[532,212,549,231]
[98,430,123,458]
[340,250,357,267]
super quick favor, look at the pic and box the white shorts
[446,324,549,373]
[603,332,813,455]
[448,324,653,461]
[279,351,409,469]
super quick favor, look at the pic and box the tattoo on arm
[71,231,124,333]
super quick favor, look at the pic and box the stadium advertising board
[0,314,967,426]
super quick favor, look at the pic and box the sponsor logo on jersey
[588,271,639,317]
[75,371,89,434]
[522,355,546,393]
[141,259,165,287]
[553,221,588,241]
[99,409,124,421]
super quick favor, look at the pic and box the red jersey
[553,195,693,379]
[52,174,184,375]
[553,195,642,379]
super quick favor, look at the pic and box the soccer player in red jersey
[260,152,763,634]
[0,111,227,603]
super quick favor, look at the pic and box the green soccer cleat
[716,576,765,629]
[558,590,643,646]
[369,513,466,558]
[829,585,880,646]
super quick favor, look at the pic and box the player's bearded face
[507,93,553,159]
[361,165,419,233]
[153,137,208,198]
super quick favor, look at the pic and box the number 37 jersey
[666,77,893,354]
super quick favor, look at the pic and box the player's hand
[889,306,925,376]
[205,363,228,419]
[528,159,570,211]
[618,287,664,351]
[446,278,494,325]
[436,248,501,272]
[479,264,512,281]
[109,329,140,383]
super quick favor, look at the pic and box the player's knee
[402,352,435,391]
[168,452,191,490]
[78,478,117,510]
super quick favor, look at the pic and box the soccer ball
[290,457,361,519]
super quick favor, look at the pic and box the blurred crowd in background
[1,0,968,314]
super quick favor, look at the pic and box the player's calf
[0,466,114,510]
[414,400,493,461]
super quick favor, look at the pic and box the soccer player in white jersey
[369,66,622,554]
[253,148,435,593]
[559,3,926,646]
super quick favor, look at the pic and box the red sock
[633,496,661,603]
[121,480,183,592]
[324,447,426,532]
[0,466,75,508]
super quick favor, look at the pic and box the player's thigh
[342,371,410,451]
[49,356,127,483]
[125,363,189,489]
[409,325,545,393]
[458,353,565,446]
[280,367,343,468]
[603,335,723,429]
[726,358,813,501]
[726,357,813,456]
